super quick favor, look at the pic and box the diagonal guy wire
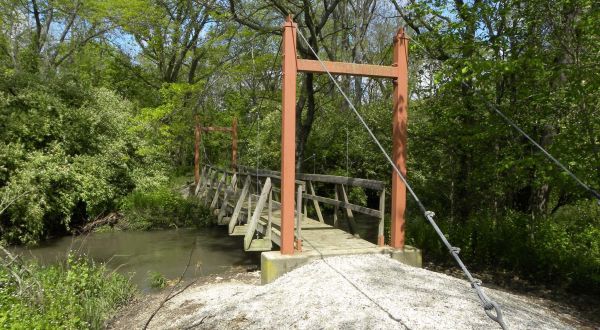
[295,28,508,330]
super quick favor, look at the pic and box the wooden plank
[244,178,272,250]
[197,167,212,197]
[296,184,303,251]
[267,189,272,241]
[254,211,380,254]
[246,238,272,252]
[237,165,384,190]
[228,176,250,234]
[202,170,217,203]
[297,59,397,79]
[302,193,381,218]
[339,184,357,235]
[210,173,226,209]
[333,185,340,228]
[194,166,206,196]
[308,181,324,223]
[256,218,281,246]
[231,224,247,236]
[218,174,237,223]
[378,188,386,246]
[298,173,384,191]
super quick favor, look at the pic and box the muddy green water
[13,227,260,291]
[13,214,380,292]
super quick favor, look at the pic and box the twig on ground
[143,238,198,329]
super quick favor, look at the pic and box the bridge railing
[195,164,386,247]
[237,165,386,246]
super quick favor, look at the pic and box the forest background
[0,0,598,295]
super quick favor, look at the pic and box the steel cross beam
[194,117,238,184]
[281,16,408,254]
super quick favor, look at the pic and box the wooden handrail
[237,165,384,191]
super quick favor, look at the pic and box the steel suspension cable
[296,29,508,330]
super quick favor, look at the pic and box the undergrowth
[405,199,600,295]
[120,184,212,230]
[0,252,135,329]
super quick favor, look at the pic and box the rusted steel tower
[194,117,238,185]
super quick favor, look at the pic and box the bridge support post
[280,16,298,255]
[194,115,201,185]
[390,28,409,250]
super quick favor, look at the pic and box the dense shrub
[0,71,171,245]
[0,254,135,329]
[406,200,600,294]
[120,185,212,230]
[0,73,141,244]
[536,201,600,292]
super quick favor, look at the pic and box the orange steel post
[390,28,409,249]
[231,117,238,171]
[280,16,297,255]
[194,115,201,185]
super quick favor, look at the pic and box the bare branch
[228,0,280,34]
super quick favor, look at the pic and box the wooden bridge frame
[196,164,386,254]
[281,17,409,254]
[194,116,238,185]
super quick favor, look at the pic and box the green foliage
[0,72,141,244]
[121,184,211,230]
[0,254,135,329]
[147,270,167,289]
[407,200,600,294]
[537,201,600,291]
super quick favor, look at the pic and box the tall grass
[0,253,135,329]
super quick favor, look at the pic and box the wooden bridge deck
[232,207,381,255]
[225,192,383,255]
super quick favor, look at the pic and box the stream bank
[12,227,260,291]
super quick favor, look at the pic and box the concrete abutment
[260,245,422,284]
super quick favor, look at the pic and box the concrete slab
[261,251,309,284]
[387,245,422,268]
[260,245,422,284]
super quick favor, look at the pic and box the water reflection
[12,227,260,291]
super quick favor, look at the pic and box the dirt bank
[109,254,588,329]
